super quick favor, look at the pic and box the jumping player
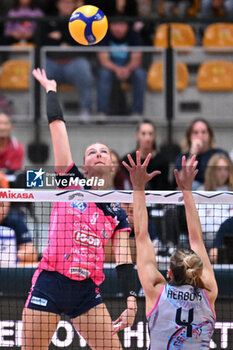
[123,152,218,349]
[22,68,137,350]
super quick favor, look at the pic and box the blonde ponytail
[170,249,203,288]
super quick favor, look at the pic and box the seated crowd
[1,0,233,118]
[0,112,38,265]
[0,0,233,266]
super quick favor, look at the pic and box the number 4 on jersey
[175,307,194,337]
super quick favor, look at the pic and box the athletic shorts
[25,270,103,318]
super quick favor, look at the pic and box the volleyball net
[0,189,233,349]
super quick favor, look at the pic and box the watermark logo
[25,166,105,189]
[26,169,45,188]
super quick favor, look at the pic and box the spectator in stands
[0,94,12,116]
[0,172,38,263]
[120,202,159,264]
[108,150,132,190]
[97,20,146,116]
[136,0,152,17]
[1,208,38,263]
[0,113,24,171]
[42,0,93,120]
[175,118,228,190]
[122,120,170,190]
[199,153,233,191]
[196,153,233,251]
[3,0,44,45]
[201,0,233,18]
[162,0,191,17]
[83,0,152,44]
[78,0,139,16]
[209,217,233,263]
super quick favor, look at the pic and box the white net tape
[1,189,233,204]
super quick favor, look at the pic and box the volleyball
[68,5,108,46]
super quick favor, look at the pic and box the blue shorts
[26,270,103,318]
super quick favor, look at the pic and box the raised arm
[123,151,166,313]
[32,68,72,172]
[111,229,137,334]
[174,155,218,303]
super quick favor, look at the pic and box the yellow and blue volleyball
[68,5,108,46]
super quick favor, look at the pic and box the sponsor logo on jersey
[100,230,109,239]
[64,253,72,261]
[69,266,91,278]
[30,296,48,306]
[71,202,87,212]
[73,230,102,249]
[110,203,120,211]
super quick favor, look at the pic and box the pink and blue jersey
[147,283,216,349]
[36,164,131,285]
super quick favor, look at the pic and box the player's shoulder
[98,202,127,220]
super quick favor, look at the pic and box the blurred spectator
[209,217,233,263]
[104,0,138,16]
[1,208,38,263]
[136,0,152,17]
[201,0,233,18]
[197,201,233,251]
[0,93,13,116]
[120,202,159,264]
[43,0,93,120]
[108,150,132,190]
[79,0,138,16]
[196,153,233,252]
[97,21,146,116]
[82,0,152,44]
[122,120,170,190]
[0,172,38,263]
[2,0,44,45]
[0,172,10,221]
[230,148,233,163]
[0,113,24,172]
[175,118,228,190]
[198,153,233,191]
[162,0,191,17]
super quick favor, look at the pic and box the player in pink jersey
[123,152,218,349]
[22,68,137,350]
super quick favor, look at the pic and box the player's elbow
[17,243,38,263]
[134,228,148,240]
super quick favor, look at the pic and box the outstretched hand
[32,68,57,93]
[122,151,161,190]
[112,307,136,335]
[174,155,198,191]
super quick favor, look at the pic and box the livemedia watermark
[25,166,105,189]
